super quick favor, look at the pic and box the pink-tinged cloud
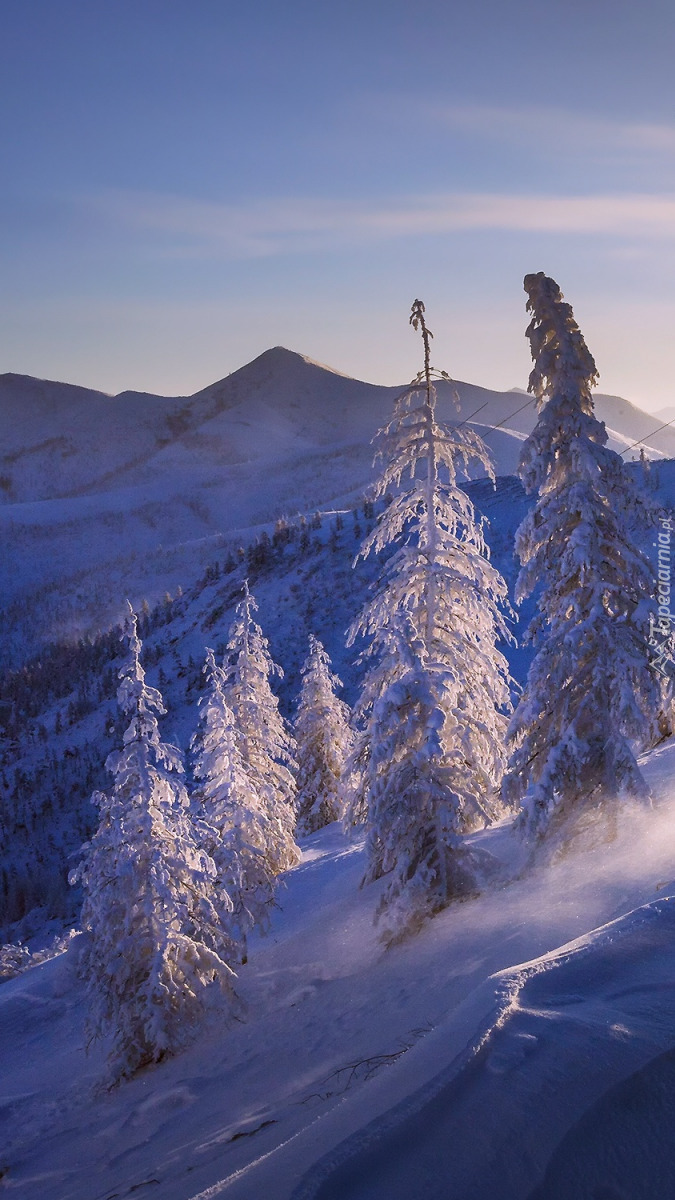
[90,190,675,259]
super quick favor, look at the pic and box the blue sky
[1,0,675,409]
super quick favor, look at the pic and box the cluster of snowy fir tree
[345,281,664,941]
[73,275,667,1079]
[72,589,352,1081]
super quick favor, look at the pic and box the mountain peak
[245,345,356,380]
[190,345,359,403]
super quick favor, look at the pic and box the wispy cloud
[90,189,675,259]
[424,103,675,157]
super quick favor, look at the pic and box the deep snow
[2,740,675,1200]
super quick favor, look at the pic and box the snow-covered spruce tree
[191,647,275,959]
[348,300,512,943]
[501,273,660,848]
[224,581,300,873]
[294,635,353,835]
[71,605,238,1083]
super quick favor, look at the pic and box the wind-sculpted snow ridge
[290,898,675,1200]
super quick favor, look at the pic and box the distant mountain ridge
[1,346,671,659]
[654,405,675,425]
[2,346,672,505]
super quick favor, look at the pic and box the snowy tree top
[109,600,183,781]
[226,579,283,682]
[524,272,599,411]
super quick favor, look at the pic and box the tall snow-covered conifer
[71,606,237,1083]
[348,301,512,943]
[224,582,300,873]
[502,273,659,847]
[294,635,353,834]
[191,647,276,958]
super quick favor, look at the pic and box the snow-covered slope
[3,347,675,1200]
[0,476,537,940]
[3,739,675,1200]
[1,348,671,661]
[2,458,670,941]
